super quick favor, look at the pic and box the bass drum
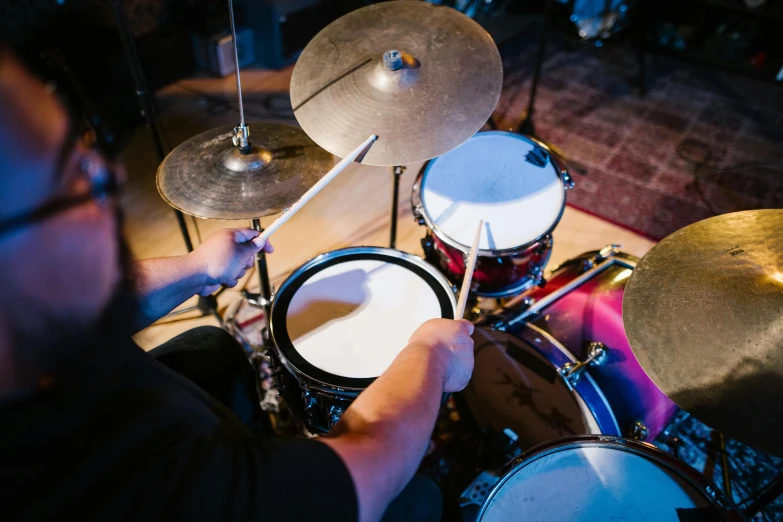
[462,249,677,448]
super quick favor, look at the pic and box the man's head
[0,48,135,379]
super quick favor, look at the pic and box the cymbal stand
[226,0,274,325]
[111,0,193,252]
[244,219,273,313]
[513,0,587,177]
[517,0,553,137]
[389,165,406,249]
[112,0,224,324]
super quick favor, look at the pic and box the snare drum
[269,247,457,433]
[462,249,677,446]
[464,436,742,522]
[412,132,573,298]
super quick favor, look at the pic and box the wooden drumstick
[254,134,378,245]
[456,220,483,318]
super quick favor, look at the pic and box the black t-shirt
[0,340,358,522]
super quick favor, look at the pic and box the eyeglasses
[0,123,122,238]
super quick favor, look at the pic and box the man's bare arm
[320,319,475,522]
[132,228,271,331]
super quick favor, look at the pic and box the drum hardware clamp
[558,342,609,390]
[581,244,622,271]
[241,289,273,309]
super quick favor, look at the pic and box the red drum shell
[424,232,552,297]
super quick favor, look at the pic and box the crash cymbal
[289,1,502,166]
[157,123,333,220]
[623,209,783,456]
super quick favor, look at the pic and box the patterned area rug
[493,35,783,240]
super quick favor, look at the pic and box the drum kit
[154,1,782,520]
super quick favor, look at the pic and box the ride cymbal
[156,123,333,220]
[290,1,503,166]
[623,209,783,455]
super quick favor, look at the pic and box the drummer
[0,48,475,522]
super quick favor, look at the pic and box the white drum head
[421,132,565,251]
[275,250,455,381]
[480,444,712,522]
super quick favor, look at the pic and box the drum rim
[476,435,740,521]
[270,247,458,392]
[548,249,641,274]
[512,323,620,436]
[468,326,607,437]
[411,131,568,257]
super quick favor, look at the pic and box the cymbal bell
[290,1,503,166]
[156,123,333,220]
[623,209,783,456]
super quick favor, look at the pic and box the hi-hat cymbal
[289,1,502,166]
[157,123,333,220]
[623,209,783,456]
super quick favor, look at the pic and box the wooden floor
[123,66,655,350]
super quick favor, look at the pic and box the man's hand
[190,228,274,296]
[407,318,475,393]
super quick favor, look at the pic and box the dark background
[2,0,782,155]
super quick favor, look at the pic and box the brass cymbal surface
[156,123,333,220]
[623,209,783,455]
[289,1,503,166]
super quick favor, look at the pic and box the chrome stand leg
[389,166,405,249]
[251,218,273,310]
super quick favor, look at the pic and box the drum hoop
[269,247,457,393]
[497,250,639,330]
[522,323,621,436]
[412,131,568,257]
[477,435,739,521]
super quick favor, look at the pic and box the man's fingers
[250,236,274,254]
[198,284,221,296]
[458,319,475,335]
[232,228,260,243]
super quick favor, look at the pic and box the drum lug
[629,421,649,441]
[301,387,317,420]
[562,170,575,190]
[558,342,608,390]
[597,243,622,260]
[327,405,344,430]
[421,235,434,255]
[582,244,622,271]
[413,203,426,224]
[528,264,545,287]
